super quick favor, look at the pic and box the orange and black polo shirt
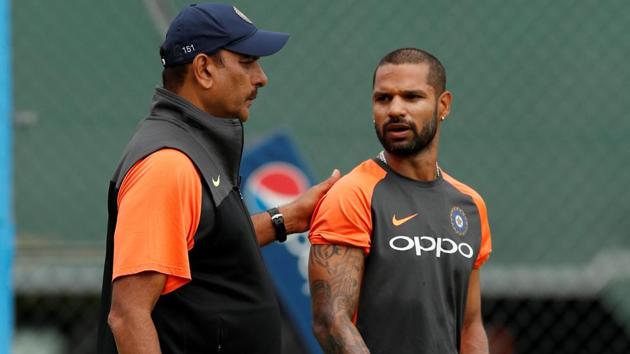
[310,158,491,354]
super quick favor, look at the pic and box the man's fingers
[320,169,341,190]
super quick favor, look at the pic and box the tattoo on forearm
[311,280,332,325]
[310,245,370,353]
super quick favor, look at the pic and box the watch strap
[267,207,287,242]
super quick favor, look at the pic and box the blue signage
[241,131,321,354]
[0,0,12,352]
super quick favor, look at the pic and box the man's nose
[387,96,406,118]
[253,63,268,87]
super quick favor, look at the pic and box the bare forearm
[461,321,488,354]
[251,204,300,246]
[310,245,369,354]
[461,270,488,354]
[109,272,165,354]
[251,211,276,246]
[109,312,161,354]
[313,312,369,354]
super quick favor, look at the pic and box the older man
[97,3,339,353]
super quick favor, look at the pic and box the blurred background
[4,0,630,353]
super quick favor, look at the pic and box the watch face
[268,208,287,242]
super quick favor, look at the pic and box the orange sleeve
[113,148,202,294]
[474,198,492,269]
[442,172,492,269]
[309,160,386,254]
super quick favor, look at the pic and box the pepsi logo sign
[245,162,310,209]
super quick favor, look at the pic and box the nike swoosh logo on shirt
[212,175,220,187]
[392,213,418,226]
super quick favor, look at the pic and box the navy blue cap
[160,3,290,67]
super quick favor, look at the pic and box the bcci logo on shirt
[450,206,468,236]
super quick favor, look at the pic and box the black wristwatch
[267,207,287,242]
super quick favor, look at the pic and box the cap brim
[225,30,290,57]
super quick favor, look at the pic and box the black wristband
[267,207,287,243]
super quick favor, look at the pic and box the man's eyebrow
[372,91,391,99]
[401,89,427,95]
[373,89,427,96]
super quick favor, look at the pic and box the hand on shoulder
[281,169,341,234]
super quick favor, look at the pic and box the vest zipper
[217,317,224,352]
[233,185,261,245]
[234,120,244,188]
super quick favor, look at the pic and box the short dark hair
[161,64,189,92]
[160,48,225,92]
[373,48,446,94]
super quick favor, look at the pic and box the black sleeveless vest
[97,88,281,354]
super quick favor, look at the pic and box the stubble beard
[375,110,439,157]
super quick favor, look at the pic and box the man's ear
[438,90,452,120]
[191,53,214,89]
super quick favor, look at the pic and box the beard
[375,110,439,156]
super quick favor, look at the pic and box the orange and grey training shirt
[309,158,492,354]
